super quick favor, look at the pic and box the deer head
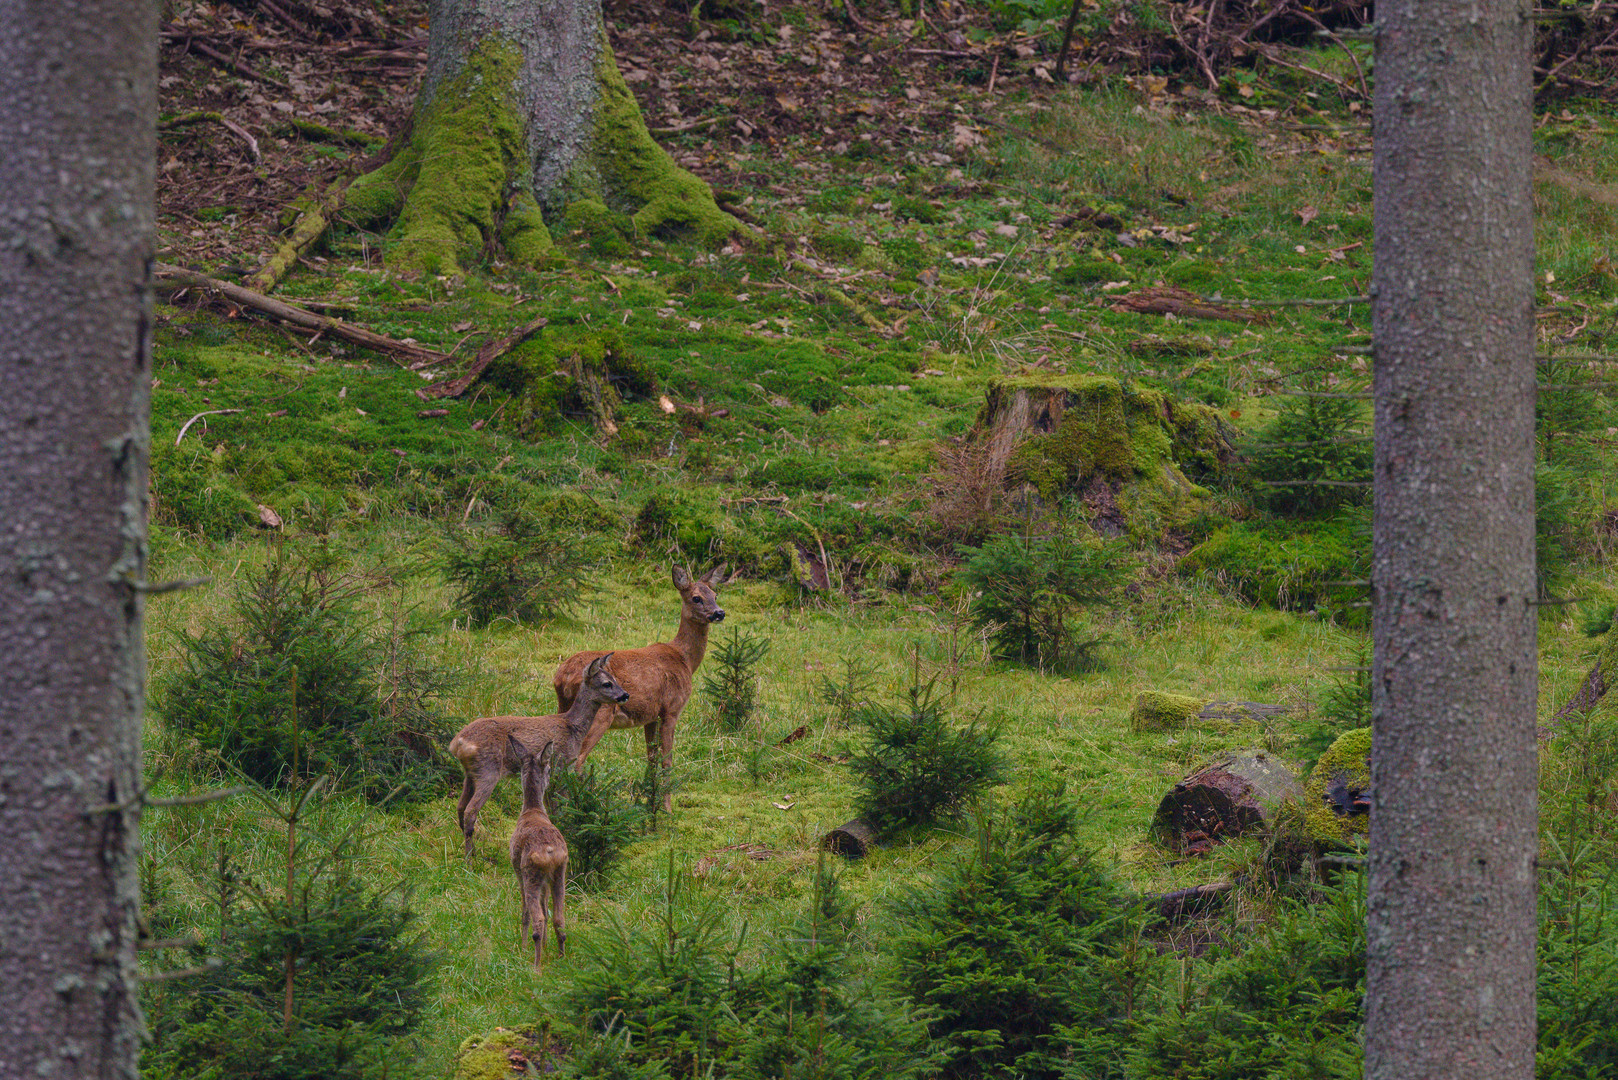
[672,564,728,626]
[582,652,631,706]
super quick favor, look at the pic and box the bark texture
[0,1,156,1077]
[346,0,737,273]
[1367,0,1538,1072]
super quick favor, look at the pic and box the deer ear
[672,565,692,590]
[507,733,528,759]
[585,653,606,679]
[701,564,729,586]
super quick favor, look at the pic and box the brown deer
[449,652,629,858]
[506,734,567,970]
[552,564,728,811]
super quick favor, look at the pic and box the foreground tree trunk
[347,0,739,274]
[1367,0,1538,1072]
[0,1,156,1076]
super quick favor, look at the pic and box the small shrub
[701,626,771,732]
[157,545,456,800]
[890,778,1151,1080]
[1245,387,1372,517]
[846,680,1007,836]
[546,763,645,887]
[956,519,1127,672]
[439,507,598,628]
[142,785,435,1080]
[1130,878,1365,1080]
[815,654,880,728]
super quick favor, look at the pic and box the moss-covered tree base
[345,33,737,276]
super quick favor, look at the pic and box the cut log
[1132,691,1289,732]
[822,818,875,860]
[1152,752,1302,856]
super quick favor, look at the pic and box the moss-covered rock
[452,1027,540,1080]
[1302,726,1372,846]
[1132,691,1212,732]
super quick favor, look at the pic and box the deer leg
[647,717,675,813]
[461,772,500,859]
[534,886,550,970]
[551,865,568,957]
[457,773,475,835]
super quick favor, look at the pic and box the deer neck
[520,762,547,812]
[563,692,605,737]
[670,610,713,672]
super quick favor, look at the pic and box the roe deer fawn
[450,652,628,858]
[552,564,728,811]
[507,734,567,970]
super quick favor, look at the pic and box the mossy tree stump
[961,375,1236,541]
[345,0,740,275]
[1302,726,1372,847]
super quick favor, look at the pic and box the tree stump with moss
[343,0,740,275]
[1131,691,1289,732]
[1152,753,1302,855]
[954,375,1236,541]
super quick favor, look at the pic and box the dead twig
[175,409,245,446]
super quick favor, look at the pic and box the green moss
[559,197,634,256]
[151,443,260,537]
[483,328,655,437]
[576,35,740,246]
[346,40,531,275]
[452,1028,536,1080]
[1302,726,1372,846]
[1178,517,1367,618]
[1131,691,1210,732]
[500,190,554,262]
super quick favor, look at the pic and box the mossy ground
[145,15,1618,1075]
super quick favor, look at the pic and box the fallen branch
[178,36,292,90]
[416,315,550,399]
[246,177,350,294]
[1107,285,1266,323]
[158,111,260,161]
[154,262,453,368]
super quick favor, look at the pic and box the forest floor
[144,2,1618,1077]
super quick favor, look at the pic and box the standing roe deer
[552,564,728,811]
[507,734,567,970]
[449,652,629,858]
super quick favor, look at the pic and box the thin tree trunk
[0,1,156,1076]
[1367,0,1538,1072]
